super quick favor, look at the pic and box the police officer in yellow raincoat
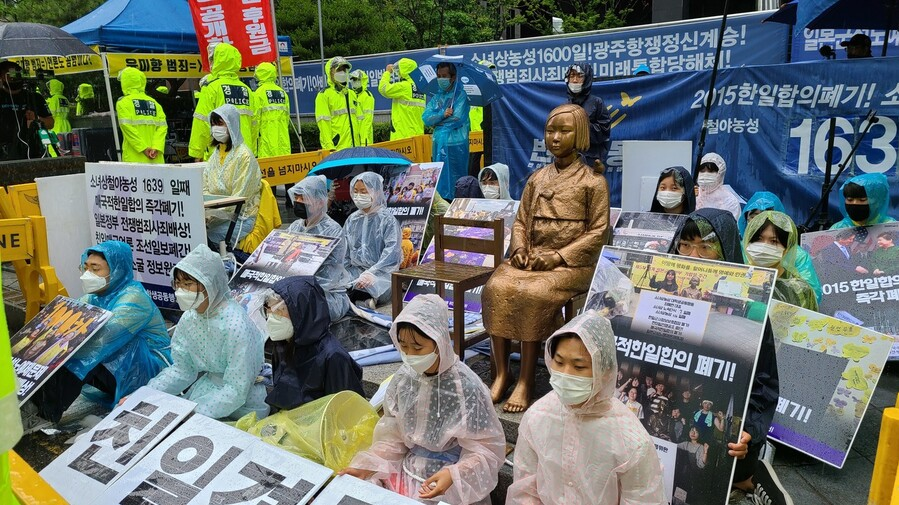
[116,67,167,164]
[252,62,291,158]
[315,57,362,150]
[46,79,71,133]
[378,57,424,140]
[350,69,374,146]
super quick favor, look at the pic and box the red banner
[188,0,278,71]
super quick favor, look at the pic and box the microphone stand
[801,110,879,232]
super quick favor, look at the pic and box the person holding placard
[648,166,695,215]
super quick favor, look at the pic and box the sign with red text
[188,0,277,70]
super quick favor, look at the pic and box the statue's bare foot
[490,373,512,404]
[502,382,532,413]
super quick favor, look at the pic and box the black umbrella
[0,22,98,59]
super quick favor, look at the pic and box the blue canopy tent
[62,0,200,53]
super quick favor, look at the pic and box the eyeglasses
[677,241,719,258]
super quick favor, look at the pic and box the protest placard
[612,211,688,253]
[85,163,206,310]
[768,301,893,468]
[100,413,333,505]
[312,474,423,505]
[383,162,442,269]
[801,223,899,360]
[586,247,775,505]
[39,387,196,504]
[11,296,112,404]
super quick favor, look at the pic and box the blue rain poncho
[423,77,470,199]
[739,191,822,303]
[265,276,364,410]
[67,241,170,405]
[343,172,402,300]
[831,173,896,229]
[288,175,352,321]
[147,244,269,420]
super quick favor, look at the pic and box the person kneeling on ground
[340,294,505,504]
[262,276,364,411]
[147,244,269,420]
[507,311,666,504]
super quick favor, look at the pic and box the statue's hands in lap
[510,248,529,269]
[530,251,563,271]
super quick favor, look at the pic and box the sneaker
[19,402,54,435]
[753,459,794,505]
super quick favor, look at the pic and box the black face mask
[845,203,870,223]
[293,202,307,219]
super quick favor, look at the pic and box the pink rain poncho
[349,294,505,504]
[507,311,666,505]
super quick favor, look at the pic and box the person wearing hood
[45,79,71,133]
[423,62,471,199]
[340,294,505,504]
[189,43,256,160]
[288,175,353,321]
[116,67,167,164]
[739,191,822,303]
[379,58,425,140]
[564,64,611,169]
[468,60,496,133]
[350,69,375,146]
[830,173,896,229]
[316,57,362,151]
[147,244,269,420]
[252,61,291,158]
[649,166,695,215]
[203,103,262,248]
[343,172,402,305]
[30,241,171,423]
[670,208,790,505]
[478,163,511,200]
[695,153,742,220]
[743,211,818,311]
[75,83,96,116]
[262,277,364,410]
[506,311,666,504]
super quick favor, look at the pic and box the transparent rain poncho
[147,244,269,420]
[695,152,742,220]
[343,172,402,300]
[507,311,666,504]
[477,163,511,200]
[831,172,897,229]
[349,294,505,504]
[288,175,352,320]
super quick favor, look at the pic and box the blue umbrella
[763,0,796,24]
[409,54,504,107]
[797,0,899,56]
[309,146,411,180]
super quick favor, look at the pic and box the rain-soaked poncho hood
[478,163,511,200]
[649,165,695,214]
[47,79,64,95]
[389,294,457,375]
[350,69,369,90]
[743,211,802,276]
[254,61,277,84]
[565,63,594,104]
[833,173,896,228]
[211,43,242,78]
[396,57,417,79]
[119,67,147,95]
[172,244,230,311]
[699,152,727,192]
[324,57,351,89]
[81,240,136,298]
[211,103,245,147]
[544,311,617,416]
[272,276,330,346]
[738,191,786,235]
[350,171,387,210]
[672,207,745,264]
[78,83,94,99]
[287,175,329,226]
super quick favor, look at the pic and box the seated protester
[739,191,822,303]
[831,173,896,229]
[203,103,262,248]
[32,242,170,423]
[262,277,364,410]
[506,311,666,504]
[343,172,402,306]
[147,244,269,420]
[744,211,818,311]
[649,165,695,215]
[454,176,484,199]
[478,163,511,200]
[695,153,742,220]
[341,294,505,504]
[288,175,352,321]
[670,208,789,504]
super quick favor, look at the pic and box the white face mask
[175,288,206,312]
[334,71,348,84]
[745,242,785,267]
[80,271,108,294]
[352,193,373,210]
[549,370,594,406]
[401,351,438,375]
[266,313,294,342]
[697,172,718,188]
[567,82,583,94]
[481,185,500,199]
[211,125,230,143]
[656,190,684,209]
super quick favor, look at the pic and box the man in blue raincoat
[423,62,470,199]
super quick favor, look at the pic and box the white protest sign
[631,291,711,346]
[40,387,196,504]
[653,437,677,500]
[313,474,423,505]
[35,173,92,298]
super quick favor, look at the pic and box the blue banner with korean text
[793,27,899,62]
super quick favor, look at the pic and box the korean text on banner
[188,0,278,70]
[383,162,443,270]
[106,53,292,80]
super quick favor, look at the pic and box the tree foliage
[0,0,105,26]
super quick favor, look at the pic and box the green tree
[515,0,641,36]
[0,0,105,26]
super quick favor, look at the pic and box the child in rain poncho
[288,175,352,321]
[342,294,505,504]
[508,311,665,504]
[147,244,269,420]
[423,62,471,199]
[695,153,742,220]
[478,163,511,200]
[830,173,896,229]
[343,171,402,304]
